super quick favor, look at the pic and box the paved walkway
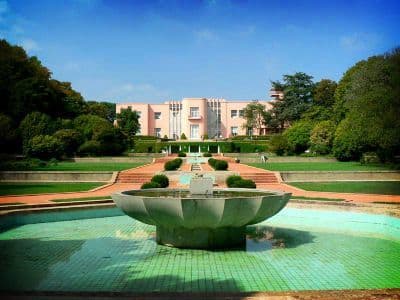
[1,159,399,205]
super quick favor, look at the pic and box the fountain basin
[112,188,291,249]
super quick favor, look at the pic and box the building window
[247,127,253,136]
[190,107,200,117]
[190,125,199,139]
[231,126,238,136]
[154,112,161,119]
[154,128,161,137]
[239,110,244,117]
[231,110,238,118]
[135,111,141,118]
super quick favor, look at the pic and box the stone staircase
[241,172,279,184]
[116,172,153,183]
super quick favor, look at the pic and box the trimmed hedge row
[226,175,256,188]
[164,158,183,171]
[208,158,228,170]
[134,141,268,153]
[141,174,169,189]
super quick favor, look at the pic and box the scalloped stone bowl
[112,188,291,249]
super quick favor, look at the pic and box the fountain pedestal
[156,225,246,249]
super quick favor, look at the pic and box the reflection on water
[124,190,274,198]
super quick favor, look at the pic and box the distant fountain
[112,175,291,249]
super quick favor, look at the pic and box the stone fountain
[112,175,291,249]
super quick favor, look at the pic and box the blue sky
[1,0,399,103]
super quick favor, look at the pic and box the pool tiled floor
[0,208,399,292]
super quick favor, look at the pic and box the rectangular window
[154,112,161,119]
[190,107,200,117]
[231,126,238,136]
[239,110,244,117]
[190,125,199,139]
[154,128,161,137]
[231,110,238,118]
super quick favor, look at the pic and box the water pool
[0,207,399,292]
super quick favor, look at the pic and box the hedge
[141,182,161,189]
[151,174,169,188]
[164,158,183,171]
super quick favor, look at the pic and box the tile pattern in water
[0,208,399,292]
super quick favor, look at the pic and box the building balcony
[188,115,202,120]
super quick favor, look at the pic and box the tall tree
[303,79,337,121]
[242,102,270,135]
[116,107,140,143]
[271,72,314,128]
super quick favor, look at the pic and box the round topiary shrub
[203,152,212,157]
[141,182,161,189]
[164,161,177,171]
[151,174,169,188]
[178,151,187,157]
[214,160,228,170]
[208,158,217,167]
[226,175,242,187]
[231,179,256,189]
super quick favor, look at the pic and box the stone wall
[0,171,115,182]
[223,154,337,163]
[281,171,400,182]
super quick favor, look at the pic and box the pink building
[116,93,282,140]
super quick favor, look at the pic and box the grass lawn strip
[30,162,145,171]
[291,196,344,202]
[249,162,391,171]
[0,182,104,196]
[289,181,400,195]
[51,196,112,203]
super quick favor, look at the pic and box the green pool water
[0,207,399,292]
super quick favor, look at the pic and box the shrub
[203,152,212,157]
[164,158,183,171]
[0,158,48,171]
[214,160,228,170]
[284,121,314,154]
[231,179,256,189]
[226,175,242,187]
[141,182,161,189]
[53,129,82,156]
[180,133,187,140]
[78,140,101,156]
[25,135,63,160]
[19,112,56,151]
[208,158,217,168]
[310,121,335,155]
[269,135,288,156]
[332,118,364,161]
[178,151,187,157]
[151,174,169,188]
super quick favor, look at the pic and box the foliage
[242,102,270,135]
[230,179,256,189]
[180,133,187,140]
[271,72,314,128]
[164,158,183,171]
[269,134,288,156]
[209,159,228,170]
[25,135,63,159]
[178,151,187,157]
[141,182,161,189]
[93,127,125,156]
[19,112,56,150]
[208,158,217,168]
[284,121,314,154]
[116,107,140,145]
[73,114,112,141]
[85,101,116,122]
[203,152,212,157]
[226,175,242,187]
[310,121,336,154]
[53,129,82,156]
[0,113,17,153]
[78,140,101,156]
[151,174,169,188]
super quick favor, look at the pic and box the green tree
[271,72,314,128]
[53,129,82,156]
[116,107,140,145]
[25,135,63,160]
[310,120,336,154]
[19,112,56,150]
[269,134,289,156]
[73,115,113,141]
[0,114,17,153]
[284,120,314,154]
[86,101,116,122]
[242,102,270,135]
[303,79,337,122]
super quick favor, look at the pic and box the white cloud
[340,33,379,52]
[20,38,40,51]
[195,29,219,42]
[107,83,170,103]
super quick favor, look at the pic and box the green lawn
[0,182,105,196]
[289,181,400,195]
[30,162,145,171]
[249,162,391,171]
